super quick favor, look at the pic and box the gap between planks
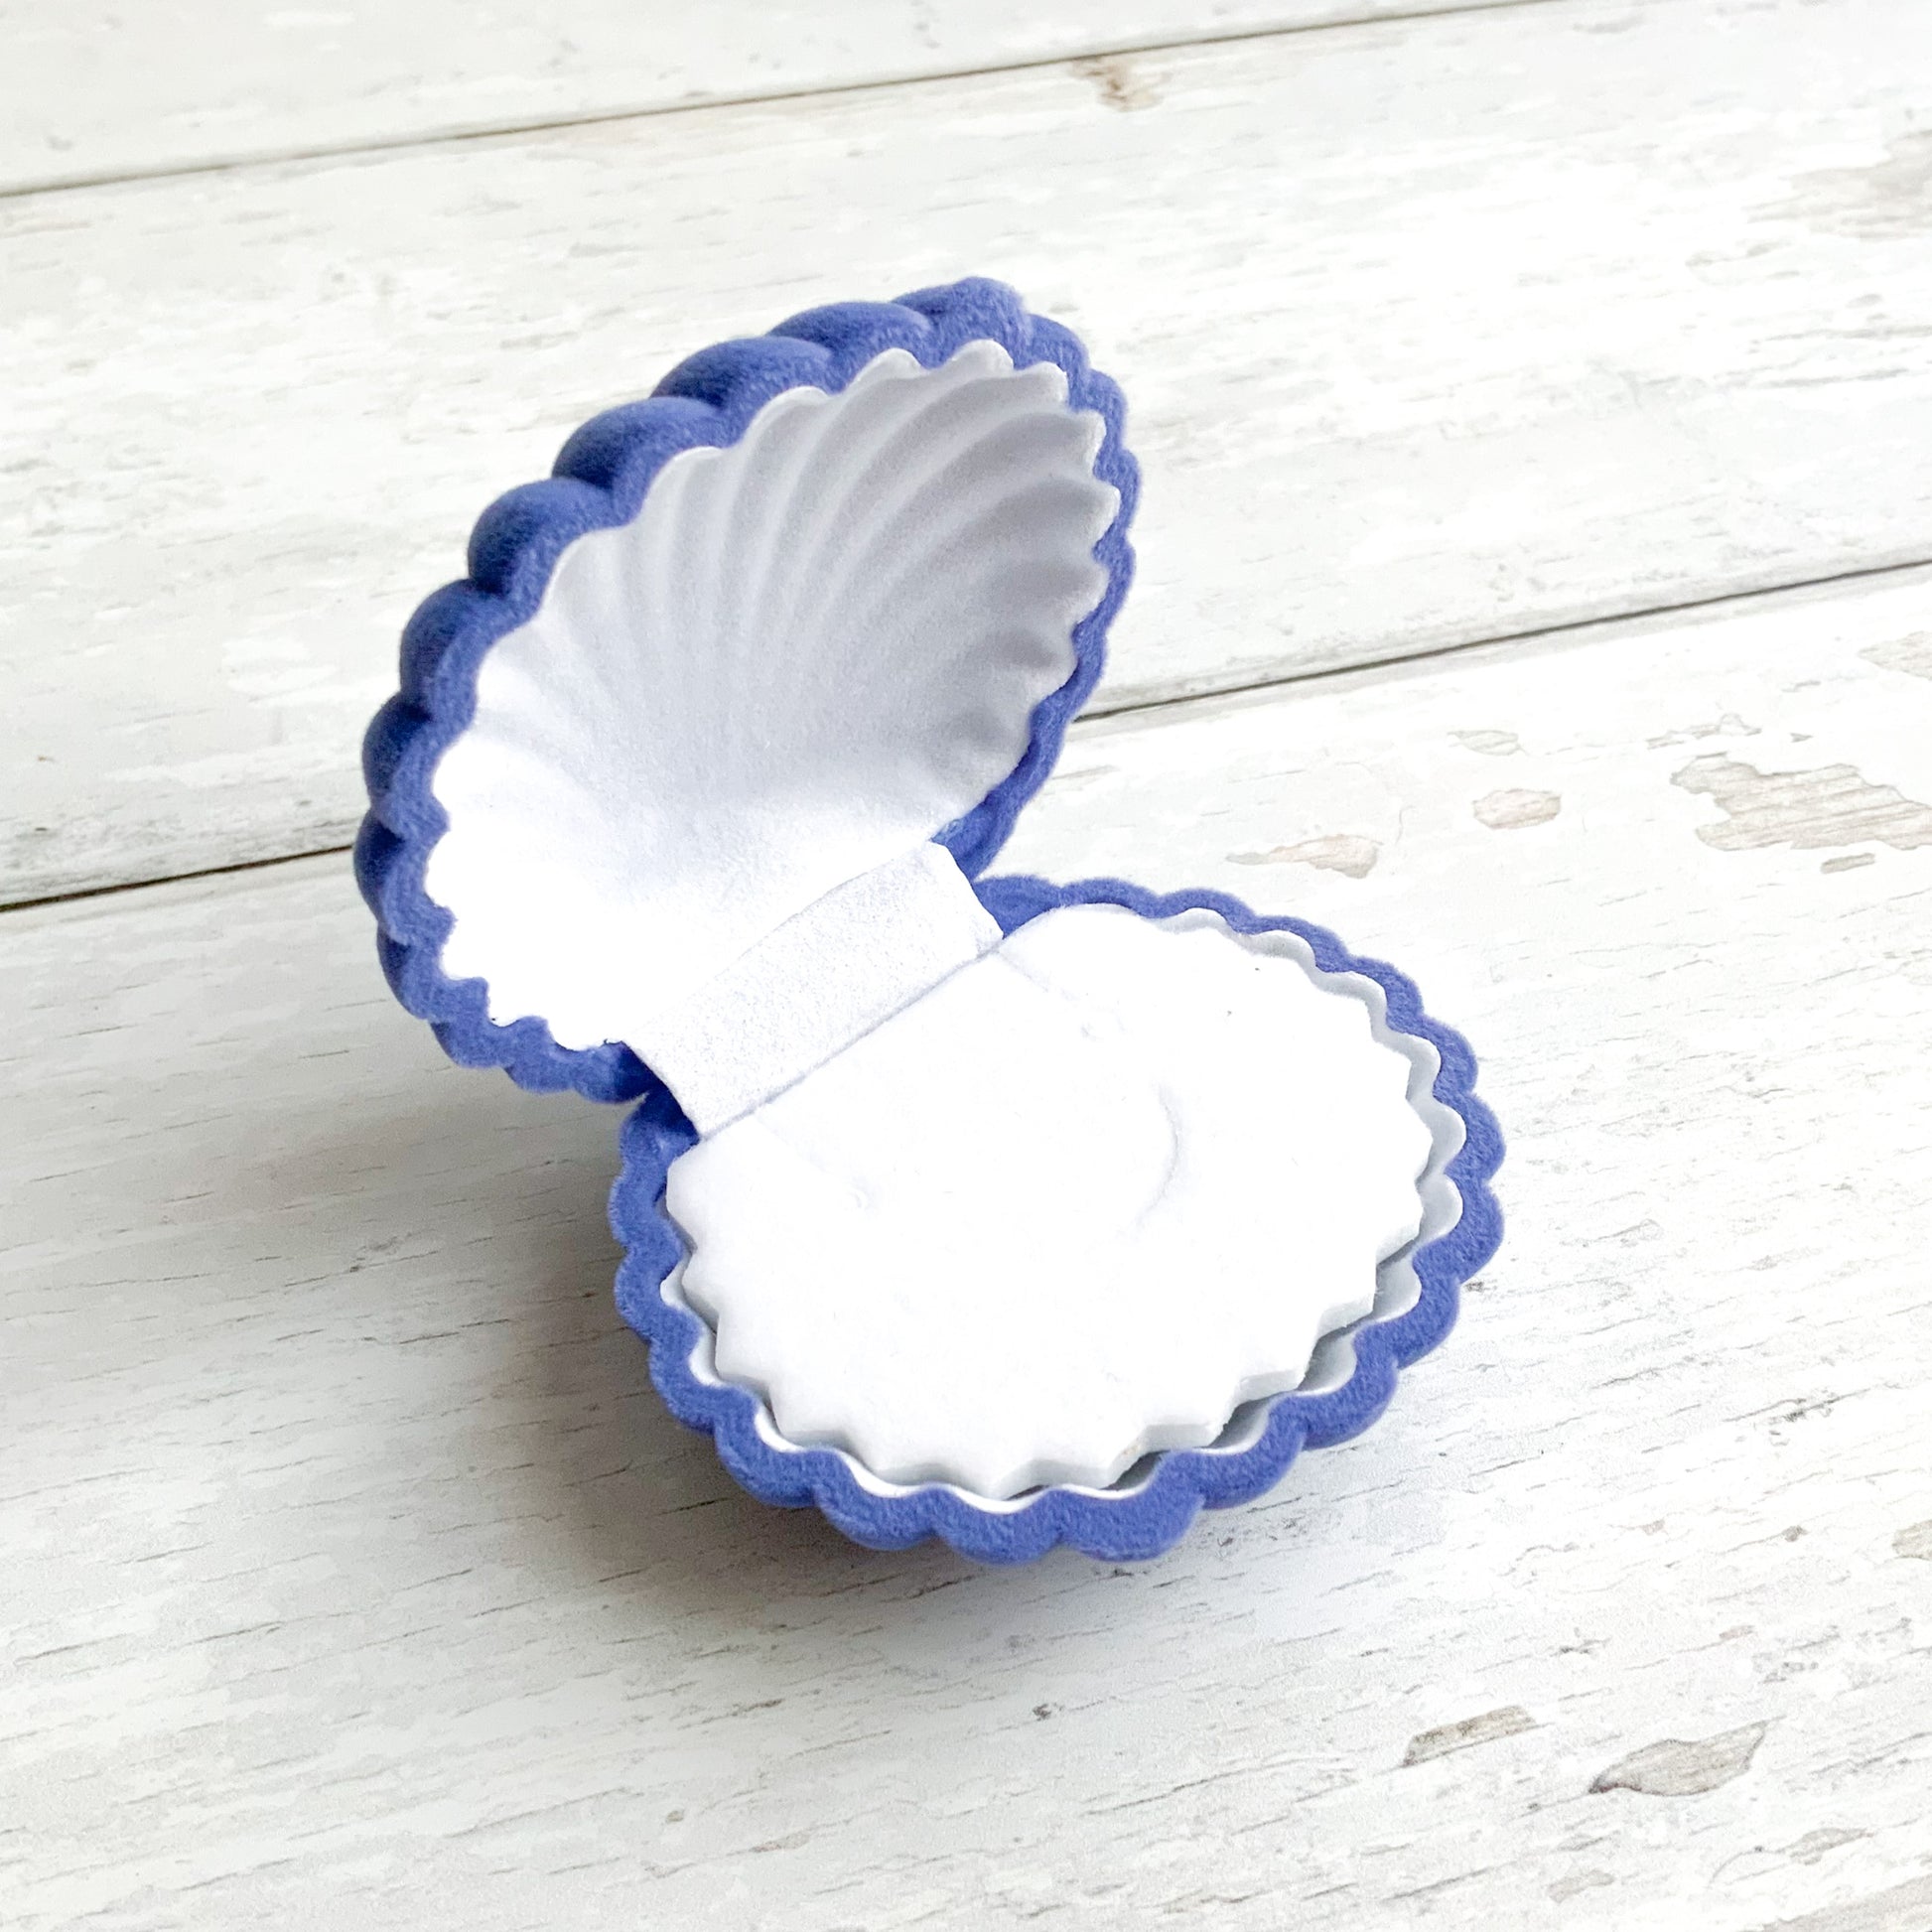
[0,0,1558,204]
[7,550,1927,922]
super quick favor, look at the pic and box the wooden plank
[5,569,1930,1928]
[0,1,1532,197]
[8,0,1932,906]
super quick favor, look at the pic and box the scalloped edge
[354,277,1140,1106]
[611,877,1505,1565]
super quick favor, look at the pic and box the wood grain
[6,568,1929,1928]
[9,0,1932,906]
[0,0,1535,196]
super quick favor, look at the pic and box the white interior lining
[422,342,1119,1065]
[658,909,1464,1507]
[666,904,1443,1499]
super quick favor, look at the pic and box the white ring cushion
[425,344,1437,1499]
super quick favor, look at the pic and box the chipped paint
[1673,756,1932,853]
[1862,633,1932,681]
[1894,1520,1932,1560]
[1787,1826,1867,1865]
[1474,789,1561,830]
[1781,130,1932,239]
[1454,730,1521,757]
[1071,54,1160,111]
[1402,1706,1534,1765]
[1647,713,1758,750]
[1228,834,1379,879]
[1549,1871,1614,1902]
[1749,1871,1932,1932]
[1589,1722,1768,1797]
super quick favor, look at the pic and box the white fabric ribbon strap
[629,842,1001,1135]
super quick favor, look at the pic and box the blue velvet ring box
[357,277,1502,1564]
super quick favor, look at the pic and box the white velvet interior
[425,342,1118,1057]
[667,905,1438,1500]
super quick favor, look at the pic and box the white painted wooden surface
[7,571,1931,1929]
[0,0,1528,195]
[9,0,1931,1920]
[11,0,1932,904]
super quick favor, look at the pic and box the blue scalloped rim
[612,876,1505,1566]
[354,277,1140,1106]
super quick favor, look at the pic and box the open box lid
[357,278,1137,1117]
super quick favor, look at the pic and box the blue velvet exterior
[611,877,1505,1566]
[355,277,1139,1105]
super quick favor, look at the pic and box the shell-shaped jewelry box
[357,277,1502,1564]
